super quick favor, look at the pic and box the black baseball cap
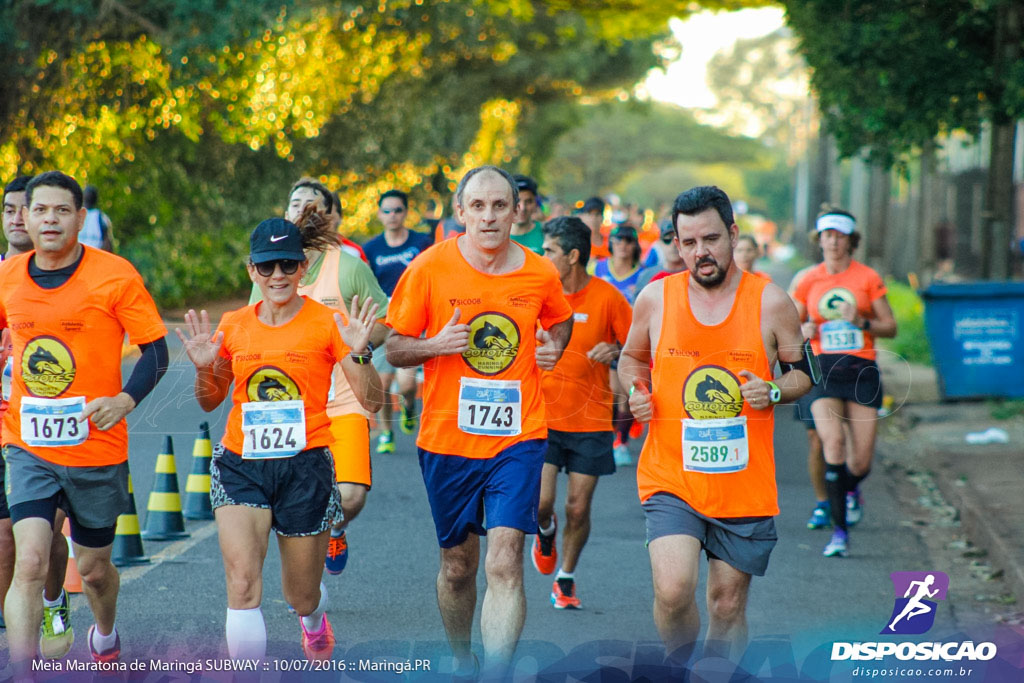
[610,225,638,240]
[249,218,305,263]
[580,197,604,214]
[513,174,538,196]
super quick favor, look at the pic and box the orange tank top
[637,271,778,517]
[299,248,363,418]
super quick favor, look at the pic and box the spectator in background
[510,174,545,255]
[636,219,687,292]
[578,197,609,261]
[80,185,114,252]
[734,234,771,281]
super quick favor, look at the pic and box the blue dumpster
[921,282,1024,400]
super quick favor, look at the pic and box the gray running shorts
[2,444,128,529]
[545,429,615,476]
[642,491,777,576]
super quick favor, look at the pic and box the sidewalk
[876,356,1024,602]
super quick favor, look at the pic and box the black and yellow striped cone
[183,421,214,520]
[141,436,190,540]
[112,475,150,566]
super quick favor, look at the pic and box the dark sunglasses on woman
[251,259,301,277]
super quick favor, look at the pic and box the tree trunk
[981,1,1021,279]
[983,120,1018,279]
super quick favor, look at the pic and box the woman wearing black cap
[177,217,383,662]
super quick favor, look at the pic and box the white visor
[816,214,855,234]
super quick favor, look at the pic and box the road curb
[927,450,1024,604]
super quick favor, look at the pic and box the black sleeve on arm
[122,337,169,406]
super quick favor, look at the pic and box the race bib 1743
[457,378,522,437]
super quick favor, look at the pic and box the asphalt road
[0,330,997,680]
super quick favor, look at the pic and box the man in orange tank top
[619,186,813,667]
[386,166,573,679]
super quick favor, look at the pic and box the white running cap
[816,213,855,234]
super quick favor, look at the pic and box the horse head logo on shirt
[463,312,520,376]
[246,366,301,402]
[21,336,76,398]
[683,366,743,419]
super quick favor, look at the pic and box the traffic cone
[183,421,214,520]
[60,518,82,594]
[142,436,190,540]
[112,475,149,566]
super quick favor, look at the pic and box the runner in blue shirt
[362,190,433,453]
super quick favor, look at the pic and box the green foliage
[542,100,770,202]
[120,223,252,309]
[782,0,1016,165]
[880,280,932,366]
[988,399,1024,421]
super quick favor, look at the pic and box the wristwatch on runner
[766,381,781,404]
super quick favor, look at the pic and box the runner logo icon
[881,571,949,635]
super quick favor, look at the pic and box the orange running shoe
[550,578,581,610]
[300,614,336,661]
[531,516,558,575]
[325,531,348,575]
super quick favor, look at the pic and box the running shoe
[39,589,74,660]
[87,625,120,663]
[550,578,581,610]
[300,614,336,661]
[399,404,418,435]
[325,531,348,575]
[823,530,849,558]
[531,516,557,575]
[628,418,643,440]
[846,490,863,526]
[613,440,632,466]
[806,503,830,530]
[375,431,395,454]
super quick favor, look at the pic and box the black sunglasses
[252,259,301,277]
[661,234,675,244]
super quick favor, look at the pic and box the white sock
[42,591,63,608]
[225,608,266,660]
[330,523,347,538]
[91,625,118,653]
[300,582,328,632]
[538,519,556,536]
[556,569,574,581]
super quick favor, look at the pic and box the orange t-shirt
[541,277,631,432]
[637,272,778,518]
[791,260,886,360]
[216,298,350,454]
[387,238,573,458]
[0,248,166,466]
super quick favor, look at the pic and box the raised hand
[738,369,771,410]
[535,328,560,371]
[431,307,471,357]
[335,295,379,354]
[175,309,225,369]
[628,379,652,422]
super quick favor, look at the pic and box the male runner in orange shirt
[532,216,631,609]
[1,172,168,673]
[619,185,813,666]
[386,166,573,679]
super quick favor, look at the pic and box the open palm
[335,295,379,354]
[175,309,225,369]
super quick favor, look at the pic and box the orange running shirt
[0,248,166,466]
[637,271,778,518]
[541,277,631,432]
[216,298,350,454]
[791,260,886,360]
[387,238,573,459]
